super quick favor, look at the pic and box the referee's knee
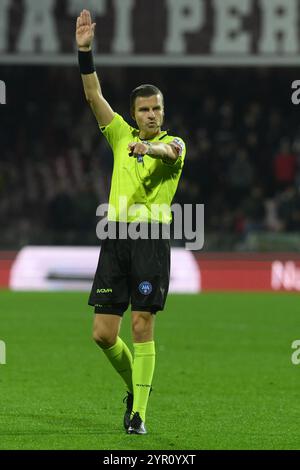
[132,312,154,342]
[92,327,117,349]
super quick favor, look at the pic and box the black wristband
[78,49,95,75]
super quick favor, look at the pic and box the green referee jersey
[100,113,186,223]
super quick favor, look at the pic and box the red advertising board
[195,253,300,292]
[0,252,17,288]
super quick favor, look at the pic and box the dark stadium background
[1,67,300,249]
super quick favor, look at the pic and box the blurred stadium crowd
[1,67,300,249]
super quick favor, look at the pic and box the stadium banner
[8,246,201,293]
[3,248,300,292]
[1,0,300,66]
[196,253,300,292]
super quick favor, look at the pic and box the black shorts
[88,225,170,316]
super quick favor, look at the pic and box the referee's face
[133,94,164,138]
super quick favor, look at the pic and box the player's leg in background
[130,311,156,423]
[92,314,133,394]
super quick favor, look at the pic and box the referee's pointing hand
[128,142,149,157]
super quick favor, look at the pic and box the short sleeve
[162,137,186,169]
[99,113,131,150]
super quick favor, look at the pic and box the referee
[76,10,186,435]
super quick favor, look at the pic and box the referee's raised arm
[76,9,114,127]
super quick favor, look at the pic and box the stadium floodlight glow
[0,80,6,104]
[0,340,6,365]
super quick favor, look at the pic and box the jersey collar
[134,129,169,141]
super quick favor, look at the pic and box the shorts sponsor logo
[139,281,152,295]
[96,288,113,294]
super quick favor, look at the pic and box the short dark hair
[130,84,164,116]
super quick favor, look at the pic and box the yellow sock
[132,341,155,422]
[103,337,133,393]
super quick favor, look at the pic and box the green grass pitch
[0,291,300,450]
